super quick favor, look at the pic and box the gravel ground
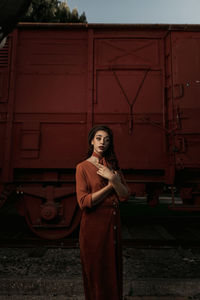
[0,247,200,279]
[1,247,200,297]
[124,247,200,279]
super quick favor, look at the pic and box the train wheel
[23,194,81,240]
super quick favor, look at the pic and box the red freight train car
[0,23,200,239]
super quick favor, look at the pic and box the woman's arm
[96,164,129,200]
[91,182,113,207]
[109,171,129,199]
[76,164,113,209]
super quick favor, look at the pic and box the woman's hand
[96,163,129,199]
[109,170,121,184]
[96,163,121,183]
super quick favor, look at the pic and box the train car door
[171,32,200,170]
[93,34,167,181]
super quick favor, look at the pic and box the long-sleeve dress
[75,152,129,300]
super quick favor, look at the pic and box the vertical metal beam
[86,28,94,135]
[160,36,169,182]
[164,32,175,184]
[2,29,18,182]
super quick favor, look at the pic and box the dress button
[113,226,117,230]
[113,211,116,215]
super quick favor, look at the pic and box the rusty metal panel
[0,37,11,102]
[13,122,87,168]
[94,69,162,113]
[0,123,6,169]
[12,29,88,168]
[0,70,9,102]
[171,32,200,169]
[0,31,18,182]
[15,30,88,113]
[93,37,166,170]
[94,38,161,68]
[8,26,200,178]
[20,122,40,159]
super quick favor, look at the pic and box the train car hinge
[174,136,186,153]
[167,107,182,134]
[173,83,184,99]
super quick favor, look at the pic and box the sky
[66,0,200,24]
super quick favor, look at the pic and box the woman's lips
[99,146,104,150]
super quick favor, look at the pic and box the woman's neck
[92,151,103,159]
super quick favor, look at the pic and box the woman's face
[91,130,110,156]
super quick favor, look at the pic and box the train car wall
[0,24,199,239]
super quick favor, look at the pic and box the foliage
[20,0,87,23]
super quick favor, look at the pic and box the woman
[75,125,130,300]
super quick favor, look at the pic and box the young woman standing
[76,125,130,300]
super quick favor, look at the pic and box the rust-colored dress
[75,152,129,300]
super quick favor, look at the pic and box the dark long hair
[87,125,119,170]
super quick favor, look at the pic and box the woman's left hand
[96,163,120,182]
